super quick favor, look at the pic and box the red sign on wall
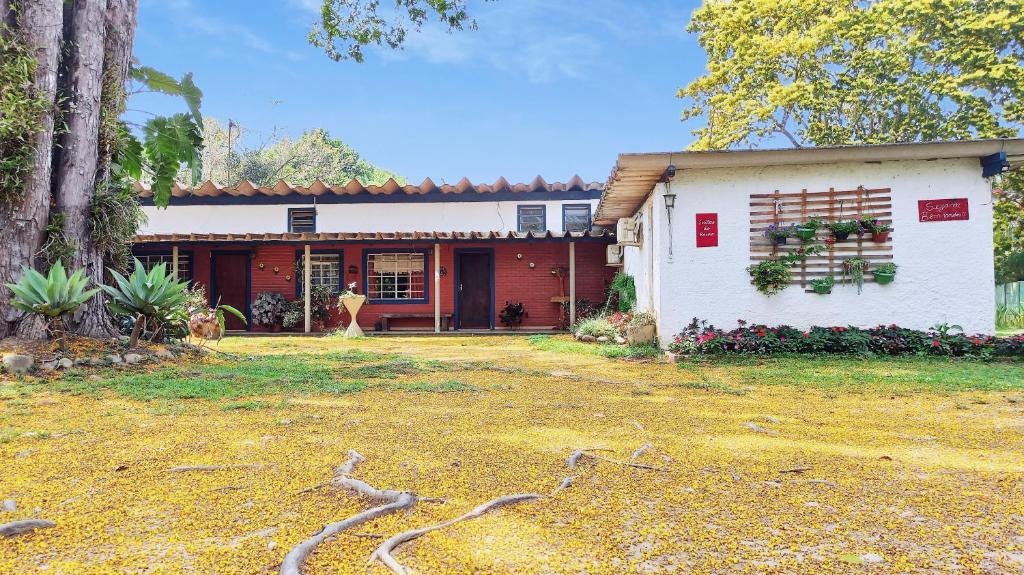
[918,198,969,222]
[696,213,718,247]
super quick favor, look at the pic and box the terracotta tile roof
[133,230,615,244]
[134,175,603,199]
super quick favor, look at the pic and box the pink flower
[932,339,940,348]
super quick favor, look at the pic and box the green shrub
[100,258,189,346]
[575,316,616,339]
[6,261,100,350]
[607,272,636,312]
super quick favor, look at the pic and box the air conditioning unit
[606,244,624,266]
[616,216,641,247]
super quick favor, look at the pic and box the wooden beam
[303,244,311,333]
[569,241,576,328]
[171,246,179,279]
[434,243,441,333]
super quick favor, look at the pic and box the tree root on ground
[0,519,55,538]
[369,493,543,575]
[569,448,669,472]
[167,464,265,473]
[280,449,416,575]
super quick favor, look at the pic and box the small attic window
[288,208,316,233]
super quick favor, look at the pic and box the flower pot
[871,230,890,242]
[773,236,787,246]
[626,324,656,345]
[795,227,816,241]
[832,230,850,241]
[812,284,832,294]
[873,271,896,285]
[340,294,367,337]
[270,324,282,333]
[859,219,878,232]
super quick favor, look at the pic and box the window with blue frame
[295,251,342,295]
[562,204,592,232]
[136,252,190,280]
[288,208,316,233]
[365,252,427,302]
[517,205,546,232]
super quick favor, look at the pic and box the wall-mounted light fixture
[439,266,448,278]
[664,159,677,262]
[348,265,358,275]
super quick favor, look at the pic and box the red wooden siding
[161,241,613,331]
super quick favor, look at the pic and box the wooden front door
[457,252,492,329]
[212,252,249,331]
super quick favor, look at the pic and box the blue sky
[132,0,707,184]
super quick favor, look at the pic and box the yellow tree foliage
[679,0,1024,150]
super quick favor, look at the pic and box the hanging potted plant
[809,275,835,295]
[870,222,891,242]
[794,218,824,242]
[843,257,869,294]
[872,262,897,285]
[762,223,794,246]
[857,215,879,233]
[826,220,859,241]
[747,259,792,296]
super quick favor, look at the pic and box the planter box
[626,324,656,345]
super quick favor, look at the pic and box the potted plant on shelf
[762,223,795,246]
[843,257,869,294]
[337,282,366,337]
[809,275,835,294]
[794,218,824,242]
[747,259,792,296]
[870,222,891,242]
[872,262,898,285]
[826,220,859,241]
[499,301,527,330]
[252,292,287,332]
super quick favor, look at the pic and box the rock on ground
[2,354,33,374]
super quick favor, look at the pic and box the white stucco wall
[140,199,599,234]
[622,158,995,342]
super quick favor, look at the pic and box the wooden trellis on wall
[749,186,893,292]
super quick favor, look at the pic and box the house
[595,139,1024,343]
[132,177,615,332]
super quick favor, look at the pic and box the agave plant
[5,261,100,351]
[100,258,190,346]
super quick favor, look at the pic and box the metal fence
[996,282,1024,309]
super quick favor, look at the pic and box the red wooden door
[213,253,249,331]
[457,252,492,329]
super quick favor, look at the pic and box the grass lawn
[2,335,1023,574]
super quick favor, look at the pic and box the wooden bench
[378,313,453,331]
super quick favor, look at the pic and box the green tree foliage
[181,117,403,187]
[0,24,51,207]
[309,0,482,62]
[994,171,1024,282]
[679,0,1024,150]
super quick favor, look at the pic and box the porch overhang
[132,229,615,246]
[594,138,1024,225]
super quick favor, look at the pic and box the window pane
[289,209,316,233]
[300,253,340,293]
[136,253,190,280]
[563,204,591,232]
[518,206,546,232]
[366,253,425,301]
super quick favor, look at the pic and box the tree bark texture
[0,0,62,339]
[55,0,111,337]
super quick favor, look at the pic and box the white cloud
[154,0,278,55]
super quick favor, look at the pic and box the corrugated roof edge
[134,175,603,199]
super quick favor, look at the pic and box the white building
[594,139,1024,341]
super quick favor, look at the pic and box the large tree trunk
[0,0,62,339]
[55,0,112,337]
[96,0,138,186]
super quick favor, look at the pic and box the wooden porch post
[171,246,179,279]
[569,241,576,327]
[303,244,311,333]
[434,243,441,333]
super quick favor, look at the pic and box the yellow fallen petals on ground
[0,335,1022,574]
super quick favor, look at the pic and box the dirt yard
[1,335,1023,574]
